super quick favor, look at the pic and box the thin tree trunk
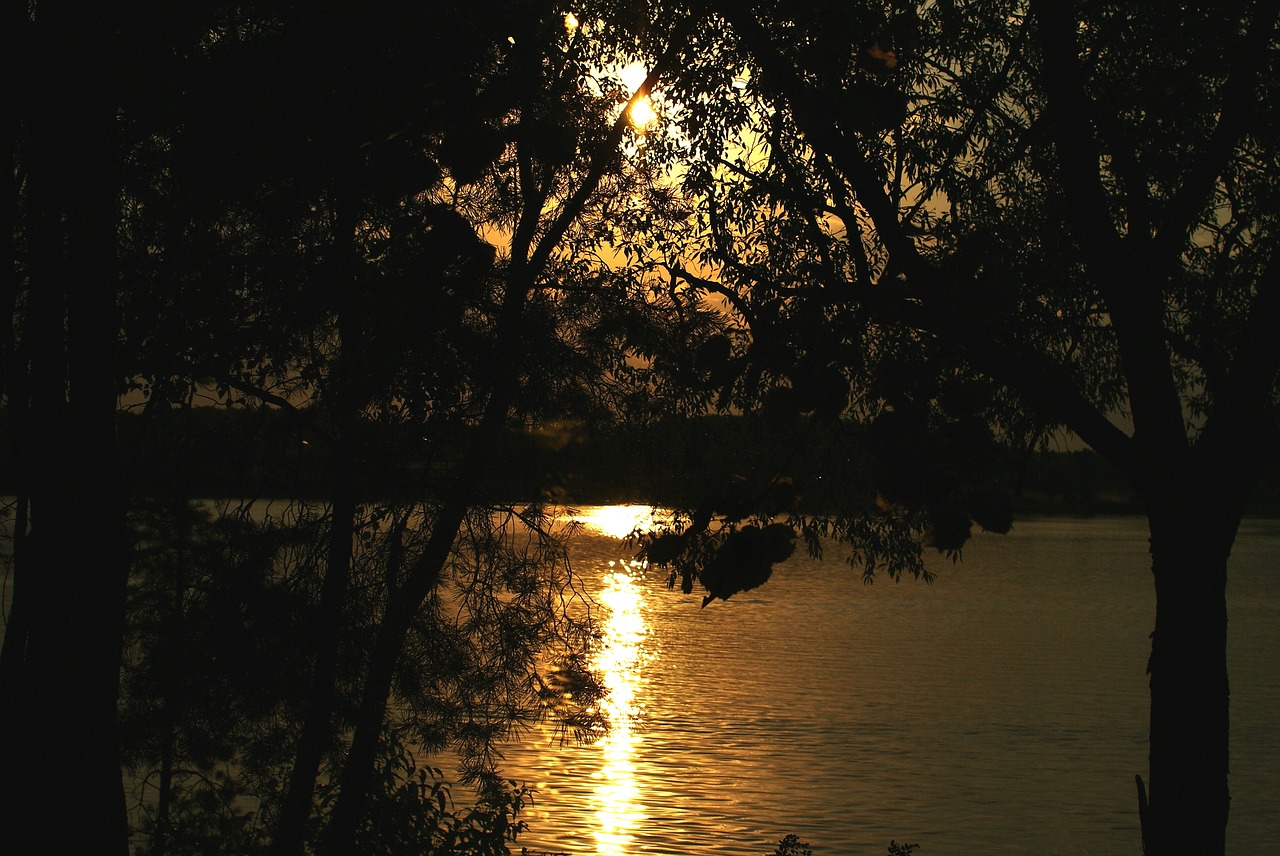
[320,499,469,855]
[154,701,176,856]
[315,29,694,847]
[271,480,357,856]
[321,244,538,856]
[271,179,361,856]
[153,494,194,856]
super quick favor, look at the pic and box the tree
[1,4,137,852]
[620,2,1279,853]
[6,1,714,853]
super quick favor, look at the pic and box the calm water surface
[486,510,1280,856]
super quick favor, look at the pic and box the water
[487,511,1280,856]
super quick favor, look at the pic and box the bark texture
[1140,487,1240,856]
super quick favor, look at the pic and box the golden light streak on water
[575,505,657,540]
[590,560,649,855]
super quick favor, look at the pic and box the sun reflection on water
[591,559,649,855]
[575,505,659,540]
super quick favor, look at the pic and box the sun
[627,96,658,130]
[619,61,659,131]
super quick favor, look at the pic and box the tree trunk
[320,260,537,856]
[0,6,130,853]
[1140,499,1238,856]
[319,503,464,856]
[271,178,361,856]
[271,482,356,856]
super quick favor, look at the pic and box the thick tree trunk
[0,6,130,853]
[1140,499,1238,856]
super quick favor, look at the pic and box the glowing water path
[590,561,648,854]
[573,506,657,855]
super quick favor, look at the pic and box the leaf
[438,122,505,185]
[699,524,795,606]
[926,501,971,553]
[969,488,1013,534]
[642,532,688,565]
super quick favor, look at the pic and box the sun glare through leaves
[619,62,659,131]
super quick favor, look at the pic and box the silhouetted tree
[6,1,733,853]
[616,2,1279,854]
[1,4,145,853]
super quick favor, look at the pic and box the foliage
[130,766,271,856]
[89,1,714,852]
[12,0,1278,853]
[771,834,814,856]
[319,729,532,856]
[608,1,1279,852]
[119,498,602,852]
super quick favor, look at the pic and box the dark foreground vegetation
[3,2,1277,855]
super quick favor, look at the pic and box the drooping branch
[665,262,756,326]
[224,377,335,448]
[912,13,1034,206]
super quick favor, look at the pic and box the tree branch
[1199,246,1280,461]
[716,0,1136,469]
[717,5,924,276]
[224,377,335,447]
[943,312,1138,472]
[527,13,700,277]
[665,262,756,325]
[1151,1,1280,265]
[1033,0,1192,460]
[1029,0,1126,271]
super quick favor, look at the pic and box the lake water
[487,510,1280,856]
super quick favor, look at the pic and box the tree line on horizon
[0,404,1194,515]
[2,2,1277,855]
